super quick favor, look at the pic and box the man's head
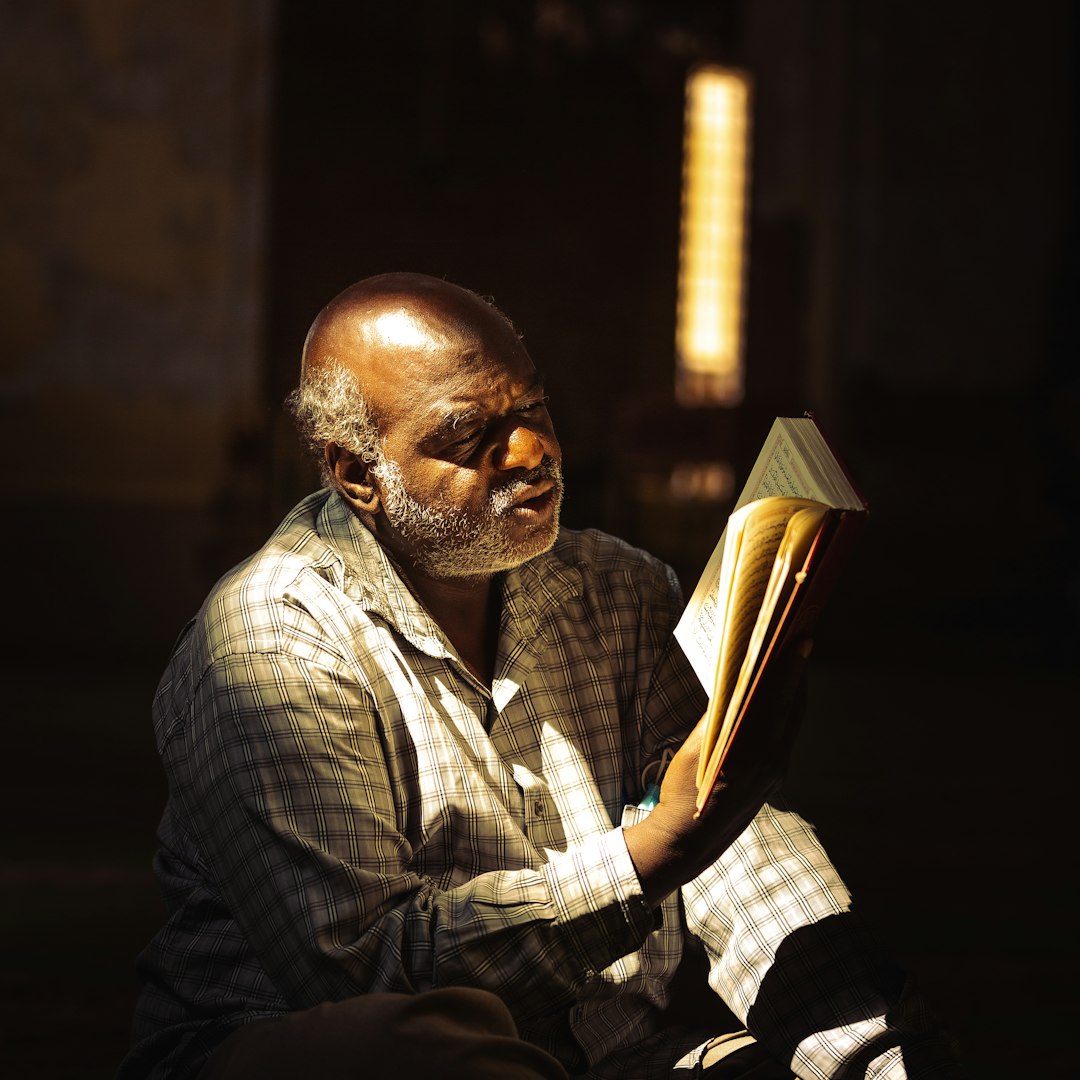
[287,273,563,581]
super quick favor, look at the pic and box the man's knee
[200,988,566,1080]
[394,985,521,1039]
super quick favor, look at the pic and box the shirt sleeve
[171,648,656,1026]
[628,558,963,1078]
[682,804,965,1078]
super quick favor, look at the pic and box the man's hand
[623,644,810,908]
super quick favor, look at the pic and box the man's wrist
[623,806,698,909]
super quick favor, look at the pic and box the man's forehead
[402,362,541,436]
[426,367,544,421]
[355,300,534,396]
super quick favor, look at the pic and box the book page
[676,417,851,688]
[696,500,826,788]
[711,504,798,709]
[747,506,829,665]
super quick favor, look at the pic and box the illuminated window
[676,66,752,406]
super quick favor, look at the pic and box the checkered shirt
[122,490,959,1079]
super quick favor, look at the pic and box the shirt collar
[314,490,583,684]
[493,547,582,709]
[314,491,453,661]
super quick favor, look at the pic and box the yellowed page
[675,417,862,691]
[695,497,823,788]
[716,505,827,742]
[751,505,828,660]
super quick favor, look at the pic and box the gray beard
[372,457,564,579]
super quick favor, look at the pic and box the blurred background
[0,2,1075,1077]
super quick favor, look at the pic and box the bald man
[121,275,963,1080]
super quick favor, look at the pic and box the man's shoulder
[193,490,355,659]
[544,527,682,605]
[211,488,335,583]
[515,528,686,651]
[551,527,674,577]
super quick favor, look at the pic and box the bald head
[286,273,532,483]
[301,272,519,394]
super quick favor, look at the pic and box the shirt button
[533,799,545,817]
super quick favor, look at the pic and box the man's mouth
[492,466,562,519]
[509,478,555,511]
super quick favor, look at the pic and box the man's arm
[624,646,807,907]
[170,649,656,1026]
[681,803,965,1079]
[628,652,964,1078]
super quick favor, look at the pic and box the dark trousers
[197,988,794,1079]
[197,987,568,1080]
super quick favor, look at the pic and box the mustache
[490,459,562,514]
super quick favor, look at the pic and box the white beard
[372,457,563,579]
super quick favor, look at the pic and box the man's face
[357,300,564,579]
[372,453,563,579]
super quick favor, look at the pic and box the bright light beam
[676,66,752,406]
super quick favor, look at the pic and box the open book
[673,415,868,810]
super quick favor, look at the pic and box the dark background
[1,2,1076,1077]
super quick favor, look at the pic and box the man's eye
[450,431,482,450]
[441,398,549,457]
[445,427,484,455]
[517,396,550,415]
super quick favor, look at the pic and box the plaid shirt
[123,491,958,1079]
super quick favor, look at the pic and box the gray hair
[284,362,382,487]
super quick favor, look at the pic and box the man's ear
[325,443,381,515]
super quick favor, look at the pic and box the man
[121,273,962,1079]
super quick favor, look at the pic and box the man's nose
[497,424,546,471]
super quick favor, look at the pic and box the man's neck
[398,564,501,686]
[351,507,503,684]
